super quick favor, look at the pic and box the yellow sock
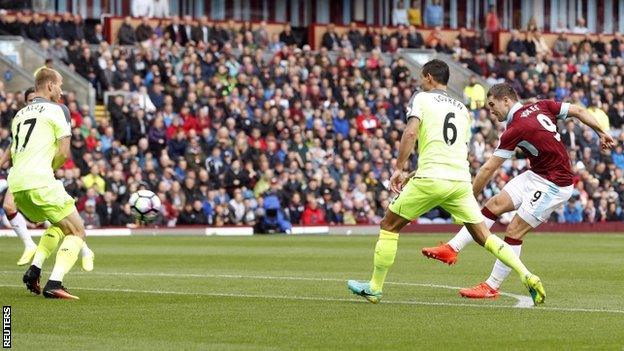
[31,226,64,268]
[484,235,530,278]
[370,230,399,293]
[49,235,84,282]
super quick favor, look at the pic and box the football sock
[370,230,399,293]
[49,235,84,282]
[81,243,93,257]
[31,226,64,269]
[8,212,36,249]
[486,237,523,289]
[448,208,497,252]
[484,235,530,278]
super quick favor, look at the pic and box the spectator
[424,0,443,28]
[182,15,193,45]
[612,145,624,170]
[392,0,409,26]
[43,13,61,40]
[96,191,122,227]
[118,17,136,45]
[554,20,568,33]
[80,199,102,229]
[322,23,341,51]
[564,198,583,223]
[135,17,153,43]
[82,164,106,194]
[132,0,154,17]
[485,5,499,48]
[87,24,105,44]
[152,0,170,17]
[301,197,326,225]
[572,17,589,34]
[506,30,526,55]
[166,16,186,45]
[407,0,422,27]
[463,75,485,110]
[347,22,364,50]
[553,33,570,57]
[356,106,381,134]
[192,15,211,44]
[26,13,45,42]
[279,24,296,46]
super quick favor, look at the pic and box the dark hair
[487,83,519,101]
[24,87,36,98]
[421,59,450,85]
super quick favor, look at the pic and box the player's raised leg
[422,190,516,265]
[440,182,545,305]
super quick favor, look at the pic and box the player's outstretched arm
[567,104,616,150]
[0,146,12,169]
[472,155,505,197]
[52,137,71,170]
[390,117,420,193]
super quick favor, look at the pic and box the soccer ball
[129,190,162,223]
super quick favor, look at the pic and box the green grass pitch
[1,233,623,350]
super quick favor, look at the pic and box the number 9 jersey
[8,97,71,192]
[406,89,473,182]
[493,100,574,187]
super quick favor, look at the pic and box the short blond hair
[34,68,61,91]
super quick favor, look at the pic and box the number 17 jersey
[8,97,71,192]
[406,89,473,182]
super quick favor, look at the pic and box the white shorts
[502,170,574,228]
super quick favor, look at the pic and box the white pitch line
[0,269,533,308]
[0,283,622,314]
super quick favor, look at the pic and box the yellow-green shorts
[388,177,483,224]
[12,181,75,224]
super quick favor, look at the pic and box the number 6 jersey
[406,89,473,182]
[493,100,574,187]
[8,97,71,192]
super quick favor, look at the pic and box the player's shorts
[502,170,574,228]
[388,177,483,224]
[12,180,75,224]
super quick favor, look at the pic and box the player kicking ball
[0,87,94,270]
[12,69,90,299]
[347,60,546,306]
[422,83,615,299]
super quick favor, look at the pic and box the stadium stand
[0,10,622,229]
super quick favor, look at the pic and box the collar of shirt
[507,101,523,123]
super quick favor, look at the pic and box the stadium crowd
[0,11,623,228]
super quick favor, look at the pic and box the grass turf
[1,233,623,350]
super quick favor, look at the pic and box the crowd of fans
[0,11,623,229]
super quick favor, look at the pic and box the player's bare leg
[463,221,545,305]
[347,210,410,303]
[460,215,533,299]
[42,210,86,300]
[2,190,37,265]
[422,191,515,264]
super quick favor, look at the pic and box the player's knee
[3,200,16,215]
[505,221,524,240]
[484,196,505,215]
[380,214,402,233]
